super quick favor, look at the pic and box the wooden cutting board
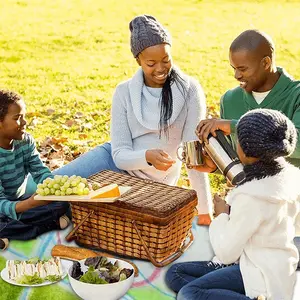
[34,186,131,202]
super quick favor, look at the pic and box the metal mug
[177,140,204,166]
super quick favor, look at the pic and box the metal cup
[177,140,204,166]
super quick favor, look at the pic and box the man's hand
[213,194,230,217]
[15,195,51,213]
[196,118,231,144]
[189,149,217,173]
[146,149,176,171]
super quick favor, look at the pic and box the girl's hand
[213,194,230,217]
[146,149,176,171]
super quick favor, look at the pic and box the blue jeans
[165,261,253,300]
[0,200,70,240]
[25,142,126,194]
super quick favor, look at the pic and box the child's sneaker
[0,238,9,251]
[59,215,71,230]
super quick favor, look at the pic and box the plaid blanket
[0,219,298,300]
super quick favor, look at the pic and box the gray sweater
[110,67,212,214]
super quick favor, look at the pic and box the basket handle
[65,210,95,242]
[132,220,194,267]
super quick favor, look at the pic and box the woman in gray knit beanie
[45,15,213,226]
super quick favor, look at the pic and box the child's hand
[213,194,230,217]
[15,195,52,213]
[28,196,52,208]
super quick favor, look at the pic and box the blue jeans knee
[165,264,182,293]
[53,142,125,178]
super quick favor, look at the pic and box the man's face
[137,44,172,88]
[0,100,27,141]
[229,49,269,93]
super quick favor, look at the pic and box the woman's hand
[196,118,231,144]
[146,149,176,171]
[213,194,230,217]
[15,195,51,213]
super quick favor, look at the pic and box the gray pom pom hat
[129,15,172,58]
[237,108,297,160]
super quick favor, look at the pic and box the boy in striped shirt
[0,90,70,250]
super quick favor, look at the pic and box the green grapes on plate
[36,175,90,196]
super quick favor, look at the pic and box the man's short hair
[230,29,275,59]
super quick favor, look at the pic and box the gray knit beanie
[129,15,171,58]
[237,109,297,160]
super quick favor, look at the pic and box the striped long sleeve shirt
[0,133,52,219]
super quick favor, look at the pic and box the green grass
[1,0,300,191]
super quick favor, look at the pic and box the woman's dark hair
[0,90,22,121]
[159,68,187,138]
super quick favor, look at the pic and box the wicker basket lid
[88,170,197,218]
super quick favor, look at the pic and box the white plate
[34,186,131,203]
[0,268,67,287]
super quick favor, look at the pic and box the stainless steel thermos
[204,130,245,185]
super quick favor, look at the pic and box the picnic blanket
[0,218,299,300]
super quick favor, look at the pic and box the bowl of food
[68,256,134,300]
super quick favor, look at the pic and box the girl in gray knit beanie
[236,108,297,182]
[166,108,300,299]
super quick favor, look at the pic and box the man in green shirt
[196,29,300,170]
[195,29,300,267]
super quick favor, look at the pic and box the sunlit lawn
[1,0,300,190]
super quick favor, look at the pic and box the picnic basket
[66,170,197,267]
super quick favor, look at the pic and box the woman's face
[137,44,172,88]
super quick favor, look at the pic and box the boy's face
[0,100,27,140]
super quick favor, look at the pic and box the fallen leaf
[79,133,88,139]
[52,137,69,144]
[49,150,65,160]
[47,108,55,115]
[50,144,63,151]
[65,119,75,127]
[49,159,65,170]
[74,111,84,118]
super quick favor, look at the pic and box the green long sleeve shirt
[221,67,300,167]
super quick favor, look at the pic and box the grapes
[36,175,90,196]
[78,182,85,190]
[66,188,73,195]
